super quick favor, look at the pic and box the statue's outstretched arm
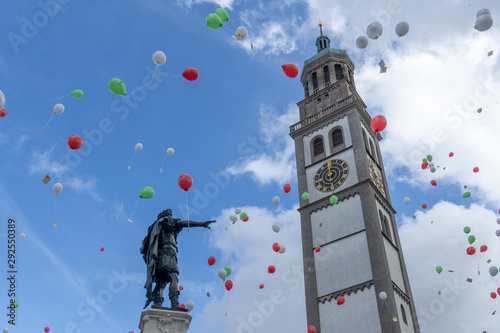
[178,220,216,229]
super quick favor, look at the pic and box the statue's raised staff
[140,208,215,310]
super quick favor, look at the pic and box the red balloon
[268,265,276,274]
[473,167,479,173]
[45,328,50,333]
[178,174,193,191]
[0,108,7,118]
[225,280,233,291]
[337,296,345,305]
[182,68,199,81]
[480,245,487,252]
[422,203,428,209]
[491,292,497,299]
[179,303,185,308]
[466,246,476,255]
[179,286,184,291]
[281,64,298,78]
[243,216,249,222]
[208,256,216,266]
[259,284,264,289]
[370,115,387,133]
[67,135,83,150]
[100,247,104,252]
[431,180,437,186]
[421,162,429,170]
[272,243,280,253]
[307,326,316,333]
[497,287,500,295]
[449,152,454,157]
[283,183,292,193]
[315,246,321,253]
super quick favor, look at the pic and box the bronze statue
[140,209,215,310]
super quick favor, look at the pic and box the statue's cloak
[140,218,162,302]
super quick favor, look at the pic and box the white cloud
[197,205,307,332]
[177,0,235,9]
[398,202,500,332]
[29,149,71,179]
[226,103,299,185]
[64,176,104,202]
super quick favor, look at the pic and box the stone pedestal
[139,308,192,333]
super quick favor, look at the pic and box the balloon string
[383,299,397,321]
[41,113,55,132]
[49,150,70,179]
[128,71,182,96]
[128,151,137,170]
[185,192,190,233]
[49,93,71,101]
[128,198,139,223]
[54,195,57,226]
[160,152,167,173]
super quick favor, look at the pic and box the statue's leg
[153,280,166,306]
[168,273,180,308]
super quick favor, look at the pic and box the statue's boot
[169,291,187,311]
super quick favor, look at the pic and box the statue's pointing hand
[204,220,216,229]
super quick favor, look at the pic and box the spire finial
[319,20,323,35]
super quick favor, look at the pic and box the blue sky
[1,0,500,332]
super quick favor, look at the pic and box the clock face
[368,159,385,196]
[314,159,349,192]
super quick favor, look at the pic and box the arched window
[305,82,309,97]
[334,64,344,81]
[401,304,408,325]
[362,131,368,151]
[313,138,324,156]
[312,72,318,90]
[369,140,376,158]
[383,216,392,242]
[332,129,343,146]
[379,211,385,232]
[323,65,330,84]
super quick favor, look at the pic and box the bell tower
[290,24,420,333]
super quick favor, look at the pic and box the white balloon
[430,167,436,173]
[475,14,494,32]
[489,266,499,277]
[497,218,500,225]
[2,328,8,333]
[153,51,166,66]
[395,21,409,37]
[496,230,500,237]
[53,183,63,196]
[135,143,143,151]
[272,224,280,233]
[356,36,368,49]
[235,26,248,41]
[403,197,411,204]
[477,8,491,18]
[0,90,5,109]
[379,291,387,300]
[279,244,286,253]
[229,214,238,222]
[185,300,194,312]
[167,147,174,155]
[54,104,65,114]
[235,208,242,214]
[20,233,25,240]
[272,196,280,204]
[366,22,383,40]
[218,268,227,281]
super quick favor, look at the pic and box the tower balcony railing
[290,94,356,133]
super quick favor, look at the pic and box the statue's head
[157,209,172,220]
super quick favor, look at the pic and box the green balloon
[215,8,229,22]
[477,108,483,113]
[463,226,471,234]
[71,89,84,98]
[224,266,232,277]
[426,154,432,162]
[468,235,475,245]
[302,192,309,200]
[206,13,223,29]
[436,266,443,274]
[422,158,428,163]
[10,301,18,308]
[330,195,338,205]
[240,212,247,220]
[109,78,126,96]
[140,187,154,199]
[463,191,471,198]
